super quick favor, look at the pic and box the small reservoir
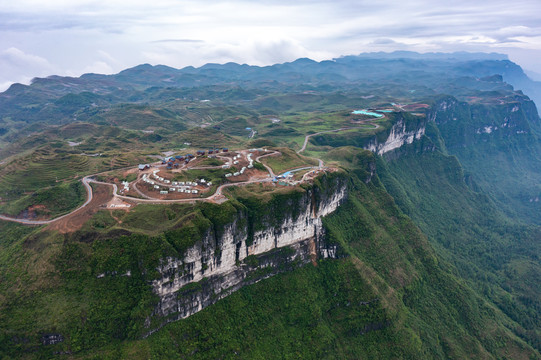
[351,110,384,118]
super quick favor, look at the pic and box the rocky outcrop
[427,95,540,149]
[364,118,426,155]
[144,175,348,336]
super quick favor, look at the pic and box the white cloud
[1,47,51,68]
[1,0,541,89]
[82,61,114,74]
[0,47,55,90]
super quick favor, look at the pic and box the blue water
[351,110,384,118]
[377,109,393,113]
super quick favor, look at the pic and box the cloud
[0,47,55,90]
[151,39,204,44]
[1,47,51,68]
[142,36,331,68]
[1,0,541,83]
[82,61,114,74]
[369,38,399,45]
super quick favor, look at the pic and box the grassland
[260,147,318,174]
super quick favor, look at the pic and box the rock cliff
[364,117,426,155]
[144,175,348,336]
[426,95,540,149]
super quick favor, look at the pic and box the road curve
[0,177,94,225]
[296,118,382,168]
[298,123,381,154]
[254,150,281,178]
[0,127,372,227]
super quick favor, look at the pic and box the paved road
[298,123,381,154]
[0,176,94,225]
[0,140,349,226]
[254,150,281,178]
[296,119,382,168]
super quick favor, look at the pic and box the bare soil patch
[47,183,113,234]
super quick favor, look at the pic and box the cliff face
[361,93,540,157]
[423,95,541,225]
[364,118,426,155]
[427,95,540,149]
[145,175,348,335]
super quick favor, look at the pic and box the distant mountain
[350,50,509,61]
[3,51,540,109]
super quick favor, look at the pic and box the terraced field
[0,147,93,199]
[104,153,139,169]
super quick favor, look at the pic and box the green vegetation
[260,147,318,174]
[1,54,541,359]
[432,99,541,224]
[196,157,223,167]
[172,167,228,189]
[0,147,91,197]
[0,180,85,218]
[3,155,539,359]
[378,148,541,350]
[322,169,534,359]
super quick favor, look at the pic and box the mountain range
[0,52,540,359]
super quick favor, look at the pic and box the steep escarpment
[378,147,541,353]
[364,115,426,155]
[0,173,348,356]
[142,153,539,359]
[1,151,539,359]
[427,95,540,149]
[309,112,428,158]
[147,174,347,334]
[426,95,541,223]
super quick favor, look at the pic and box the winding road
[0,176,94,225]
[0,116,383,226]
[296,118,382,167]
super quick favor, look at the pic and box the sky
[1,0,541,90]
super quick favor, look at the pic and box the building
[138,164,150,170]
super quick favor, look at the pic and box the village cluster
[141,170,211,195]
[129,147,267,198]
[224,152,255,178]
[161,147,229,170]
[116,146,303,201]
